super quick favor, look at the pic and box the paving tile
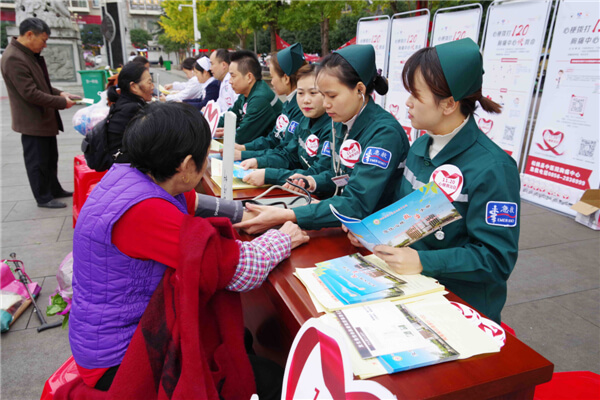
[58,216,74,242]
[520,200,548,216]
[0,241,72,278]
[502,299,600,374]
[519,211,600,250]
[0,217,64,247]
[551,288,600,327]
[507,239,600,306]
[1,201,16,221]
[4,198,73,222]
[0,184,36,202]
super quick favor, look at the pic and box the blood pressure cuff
[194,194,244,224]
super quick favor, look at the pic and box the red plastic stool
[534,371,600,400]
[73,155,107,227]
[40,356,79,400]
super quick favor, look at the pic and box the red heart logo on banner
[536,129,565,155]
[389,104,399,117]
[432,170,463,197]
[478,118,494,134]
[283,320,395,400]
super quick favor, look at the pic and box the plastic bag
[46,252,73,329]
[72,91,110,136]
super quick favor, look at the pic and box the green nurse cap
[336,44,377,85]
[435,38,483,101]
[277,43,305,76]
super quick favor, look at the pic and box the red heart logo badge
[478,118,494,134]
[276,114,290,131]
[340,140,361,169]
[430,164,464,201]
[282,319,395,400]
[305,134,319,157]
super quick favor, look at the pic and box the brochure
[209,157,269,190]
[294,254,444,312]
[330,181,461,251]
[321,296,502,379]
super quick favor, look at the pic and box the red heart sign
[389,104,400,117]
[283,319,395,400]
[203,101,220,137]
[432,169,463,200]
[340,140,361,169]
[478,118,494,135]
[536,129,565,155]
[305,134,319,157]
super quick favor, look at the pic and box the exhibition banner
[431,5,483,46]
[357,16,391,107]
[521,0,599,215]
[478,0,552,162]
[385,11,430,143]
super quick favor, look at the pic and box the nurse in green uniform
[347,39,520,323]
[235,45,409,232]
[235,43,307,161]
[216,50,282,144]
[241,64,334,198]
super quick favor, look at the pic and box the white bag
[72,91,110,136]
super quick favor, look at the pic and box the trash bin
[78,70,108,104]
[164,60,172,71]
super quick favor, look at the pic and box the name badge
[331,174,350,187]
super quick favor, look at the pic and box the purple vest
[69,164,188,369]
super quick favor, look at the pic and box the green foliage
[1,22,14,49]
[46,293,70,329]
[130,28,153,49]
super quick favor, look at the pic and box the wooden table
[240,228,554,399]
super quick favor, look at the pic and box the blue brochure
[330,181,462,251]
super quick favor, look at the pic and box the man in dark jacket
[1,18,77,208]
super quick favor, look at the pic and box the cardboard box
[571,189,600,230]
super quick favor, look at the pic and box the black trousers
[21,134,65,204]
[94,355,283,399]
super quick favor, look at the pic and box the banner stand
[431,3,483,46]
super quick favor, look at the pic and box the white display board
[385,11,430,144]
[356,16,391,107]
[431,5,483,46]
[478,0,552,162]
[521,0,600,215]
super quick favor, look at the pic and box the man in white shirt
[209,49,239,114]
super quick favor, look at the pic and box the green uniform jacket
[241,91,303,159]
[395,116,520,323]
[217,80,283,144]
[293,100,409,230]
[262,113,334,197]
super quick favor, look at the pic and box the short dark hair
[213,48,231,64]
[123,102,211,183]
[107,62,147,102]
[181,57,196,71]
[19,18,51,36]
[317,52,388,96]
[230,50,262,81]
[131,55,149,65]
[402,47,501,116]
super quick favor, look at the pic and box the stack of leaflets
[294,254,445,312]
[209,157,268,190]
[321,296,502,378]
[331,181,461,251]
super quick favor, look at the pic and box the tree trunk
[269,22,278,52]
[321,18,330,56]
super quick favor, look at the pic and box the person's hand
[283,173,316,193]
[243,169,265,186]
[164,83,173,90]
[341,224,364,248]
[65,97,75,109]
[235,143,246,151]
[373,245,423,275]
[234,203,295,234]
[241,158,258,170]
[159,94,167,102]
[214,127,224,138]
[233,149,242,161]
[278,221,310,250]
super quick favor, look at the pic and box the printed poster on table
[385,12,430,143]
[522,0,600,215]
[357,16,391,107]
[477,0,552,162]
[431,6,482,46]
